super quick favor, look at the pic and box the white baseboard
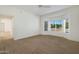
[14,33,40,40]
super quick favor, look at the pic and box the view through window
[48,20,64,31]
[44,19,69,33]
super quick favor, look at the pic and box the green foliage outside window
[51,24,62,29]
[51,24,55,28]
[56,24,62,28]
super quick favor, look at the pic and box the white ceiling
[0,5,72,15]
[17,5,72,15]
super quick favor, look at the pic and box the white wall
[0,6,40,40]
[40,6,79,42]
[13,9,40,40]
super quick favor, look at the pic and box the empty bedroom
[0,5,79,54]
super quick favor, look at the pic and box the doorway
[0,16,13,40]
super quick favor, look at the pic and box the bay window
[44,19,69,33]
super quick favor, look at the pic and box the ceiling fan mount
[38,5,51,8]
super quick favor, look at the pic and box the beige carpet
[0,35,79,54]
